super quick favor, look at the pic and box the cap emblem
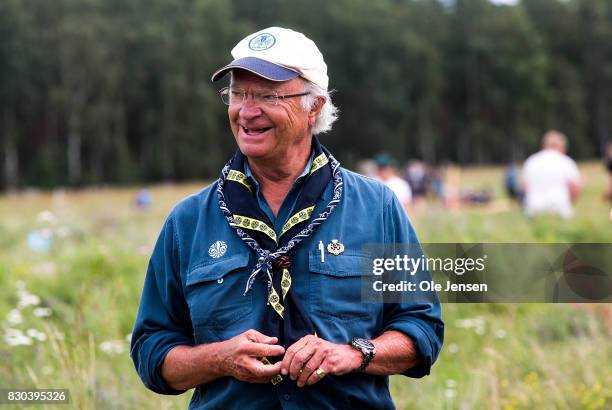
[248,33,276,51]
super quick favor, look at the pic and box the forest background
[2,0,612,190]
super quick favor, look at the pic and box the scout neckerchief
[217,137,343,352]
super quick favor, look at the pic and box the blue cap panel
[211,57,299,82]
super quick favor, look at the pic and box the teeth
[243,127,267,133]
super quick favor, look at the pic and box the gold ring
[315,368,326,379]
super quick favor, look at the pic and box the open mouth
[242,126,271,135]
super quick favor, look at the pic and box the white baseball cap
[211,27,329,90]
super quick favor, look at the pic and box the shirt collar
[244,151,315,189]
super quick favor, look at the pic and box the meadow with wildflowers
[0,164,610,409]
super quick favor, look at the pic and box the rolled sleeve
[383,303,443,378]
[382,189,444,378]
[130,213,194,394]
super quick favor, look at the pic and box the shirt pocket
[185,253,252,331]
[309,251,380,322]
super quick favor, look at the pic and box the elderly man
[131,27,443,409]
[522,130,582,219]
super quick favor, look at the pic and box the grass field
[0,163,610,409]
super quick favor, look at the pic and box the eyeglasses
[219,86,310,106]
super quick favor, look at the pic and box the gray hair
[301,81,339,135]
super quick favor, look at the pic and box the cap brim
[211,57,299,82]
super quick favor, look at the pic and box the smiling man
[130,27,443,409]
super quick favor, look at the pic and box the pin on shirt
[318,241,325,262]
[318,239,345,262]
[327,239,344,256]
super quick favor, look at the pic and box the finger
[289,342,316,380]
[298,348,327,387]
[249,358,282,381]
[244,342,285,357]
[244,329,278,344]
[281,336,312,375]
[305,365,326,386]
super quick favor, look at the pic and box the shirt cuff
[382,320,436,378]
[133,336,194,395]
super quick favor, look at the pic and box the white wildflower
[4,328,32,346]
[37,210,57,225]
[446,379,457,388]
[125,333,132,343]
[15,280,26,291]
[495,329,507,339]
[7,309,23,325]
[26,328,47,341]
[454,318,474,328]
[100,340,126,355]
[33,307,52,318]
[445,389,457,399]
[17,290,41,309]
[455,316,486,335]
[447,343,459,354]
[56,226,71,238]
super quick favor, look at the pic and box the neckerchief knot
[273,255,291,269]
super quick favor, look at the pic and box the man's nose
[238,97,263,119]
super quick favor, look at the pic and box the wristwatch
[350,337,377,372]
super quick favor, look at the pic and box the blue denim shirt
[131,168,444,409]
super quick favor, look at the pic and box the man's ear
[308,96,326,127]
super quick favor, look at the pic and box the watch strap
[350,337,376,372]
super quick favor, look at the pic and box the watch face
[352,337,375,352]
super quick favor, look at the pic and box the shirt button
[283,394,291,401]
[217,278,224,284]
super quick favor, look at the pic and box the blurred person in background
[503,162,523,204]
[405,160,427,211]
[429,164,447,205]
[134,188,153,210]
[522,130,582,219]
[355,158,378,179]
[130,27,443,409]
[374,153,412,211]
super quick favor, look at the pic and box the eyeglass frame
[219,86,310,107]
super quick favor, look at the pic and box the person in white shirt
[522,130,582,219]
[374,153,412,209]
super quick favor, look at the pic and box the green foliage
[1,0,612,189]
[0,165,610,408]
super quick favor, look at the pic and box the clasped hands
[218,329,363,387]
